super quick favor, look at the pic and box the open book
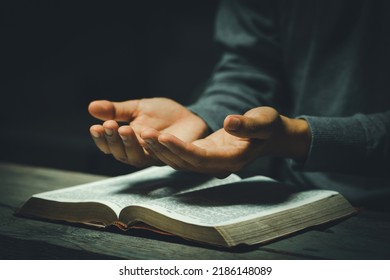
[18,166,356,248]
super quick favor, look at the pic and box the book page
[138,176,339,226]
[33,166,241,216]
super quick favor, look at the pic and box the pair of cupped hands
[89,98,311,178]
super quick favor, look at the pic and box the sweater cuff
[291,115,367,172]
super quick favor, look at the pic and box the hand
[141,127,257,178]
[88,98,209,167]
[141,106,311,177]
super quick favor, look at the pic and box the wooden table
[1,161,389,259]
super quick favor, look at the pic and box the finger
[141,129,188,170]
[157,133,208,170]
[158,135,231,178]
[102,120,128,163]
[224,114,275,139]
[145,140,184,170]
[118,125,160,167]
[90,125,111,154]
[88,100,140,122]
[159,133,238,178]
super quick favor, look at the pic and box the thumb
[88,100,139,122]
[224,114,277,139]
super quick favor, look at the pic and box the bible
[18,166,356,247]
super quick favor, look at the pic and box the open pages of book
[32,166,242,217]
[23,166,355,247]
[34,166,351,228]
[136,175,344,226]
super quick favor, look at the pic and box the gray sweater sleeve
[295,111,390,176]
[188,0,284,132]
[189,0,390,178]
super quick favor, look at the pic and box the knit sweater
[189,0,390,205]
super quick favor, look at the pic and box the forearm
[294,111,390,176]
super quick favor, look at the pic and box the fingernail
[91,131,100,138]
[144,139,154,146]
[104,128,113,136]
[120,134,128,142]
[227,117,241,131]
[144,140,156,152]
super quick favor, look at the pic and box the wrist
[187,111,211,139]
[281,116,312,161]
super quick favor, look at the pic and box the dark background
[1,1,219,176]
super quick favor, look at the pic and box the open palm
[149,128,265,178]
[88,98,208,167]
